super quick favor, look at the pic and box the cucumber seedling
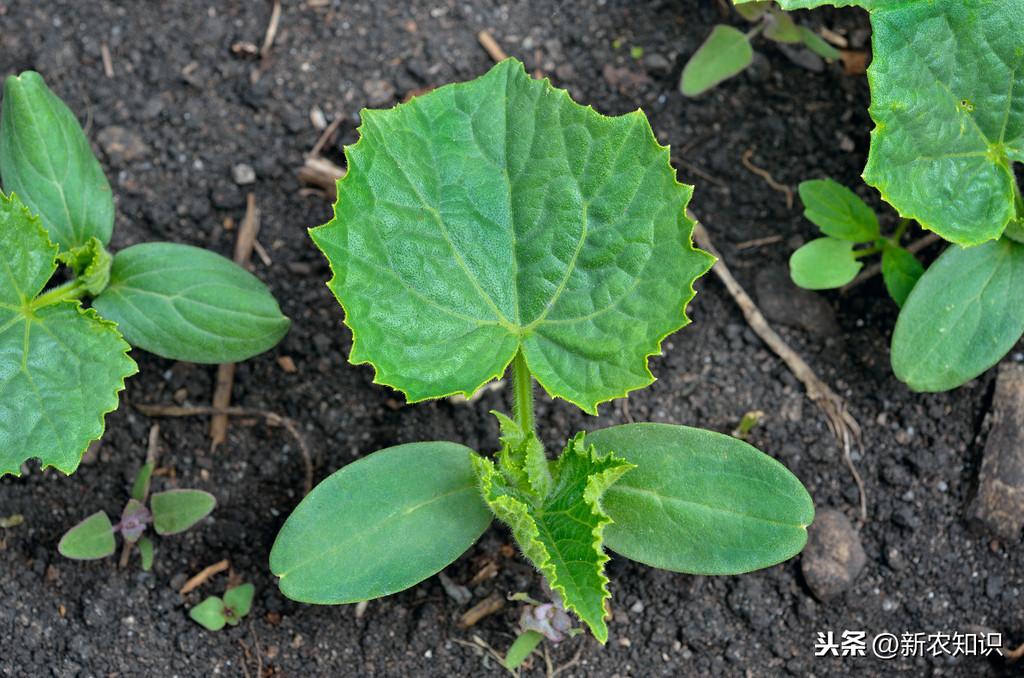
[270,59,814,645]
[756,0,1024,392]
[0,71,290,478]
[58,459,215,571]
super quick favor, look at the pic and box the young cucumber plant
[682,1,839,97]
[0,71,290,478]
[747,0,1024,391]
[59,459,215,571]
[789,178,923,306]
[270,59,814,644]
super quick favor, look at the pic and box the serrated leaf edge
[0,193,138,478]
[309,58,714,415]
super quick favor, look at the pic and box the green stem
[852,245,882,260]
[511,350,536,436]
[890,218,911,244]
[29,279,87,310]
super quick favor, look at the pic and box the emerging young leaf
[271,442,492,604]
[586,423,814,575]
[150,489,216,535]
[880,244,923,308]
[189,596,228,632]
[798,27,841,60]
[0,72,114,250]
[789,237,862,289]
[681,26,753,97]
[56,237,112,296]
[892,239,1024,392]
[92,243,290,364]
[223,583,255,621]
[798,179,879,242]
[0,193,137,477]
[132,463,154,502]
[118,498,150,543]
[474,434,633,643]
[58,511,116,560]
[764,8,802,44]
[311,59,712,414]
[504,631,544,670]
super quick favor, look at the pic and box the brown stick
[298,156,346,199]
[692,218,867,522]
[210,194,261,451]
[841,233,941,293]
[309,113,346,158]
[136,404,314,496]
[740,148,794,209]
[100,42,114,78]
[477,31,508,63]
[180,558,230,594]
[458,592,505,628]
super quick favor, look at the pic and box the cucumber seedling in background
[789,178,923,306]
[58,459,215,571]
[751,0,1024,392]
[681,1,839,96]
[190,583,255,631]
[0,71,290,478]
[270,59,814,645]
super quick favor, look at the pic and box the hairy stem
[512,350,536,436]
[29,279,87,310]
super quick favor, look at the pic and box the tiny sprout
[58,461,215,570]
[190,584,256,632]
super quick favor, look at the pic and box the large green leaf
[748,0,1024,246]
[0,192,136,477]
[310,58,712,415]
[91,243,290,364]
[474,434,633,643]
[891,239,1024,391]
[586,423,814,575]
[58,510,116,560]
[0,71,114,250]
[680,26,753,97]
[150,489,216,535]
[271,442,492,604]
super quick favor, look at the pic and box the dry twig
[210,194,262,451]
[298,156,345,199]
[180,558,230,594]
[309,113,346,158]
[478,30,508,63]
[740,148,794,208]
[458,592,505,628]
[693,218,867,521]
[100,42,114,78]
[136,404,314,496]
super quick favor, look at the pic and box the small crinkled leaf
[312,59,711,414]
[880,243,924,307]
[150,489,216,535]
[271,442,492,604]
[493,411,552,499]
[189,597,227,631]
[798,179,879,241]
[92,243,290,364]
[138,536,154,571]
[56,237,112,296]
[118,498,150,543]
[0,72,113,250]
[0,192,137,477]
[224,583,255,621]
[892,239,1024,391]
[681,26,753,97]
[789,237,862,289]
[474,434,634,643]
[58,510,116,560]
[586,423,814,575]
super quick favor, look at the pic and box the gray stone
[801,509,866,601]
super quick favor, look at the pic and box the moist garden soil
[1,1,1021,676]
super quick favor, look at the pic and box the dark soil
[1,1,1021,676]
